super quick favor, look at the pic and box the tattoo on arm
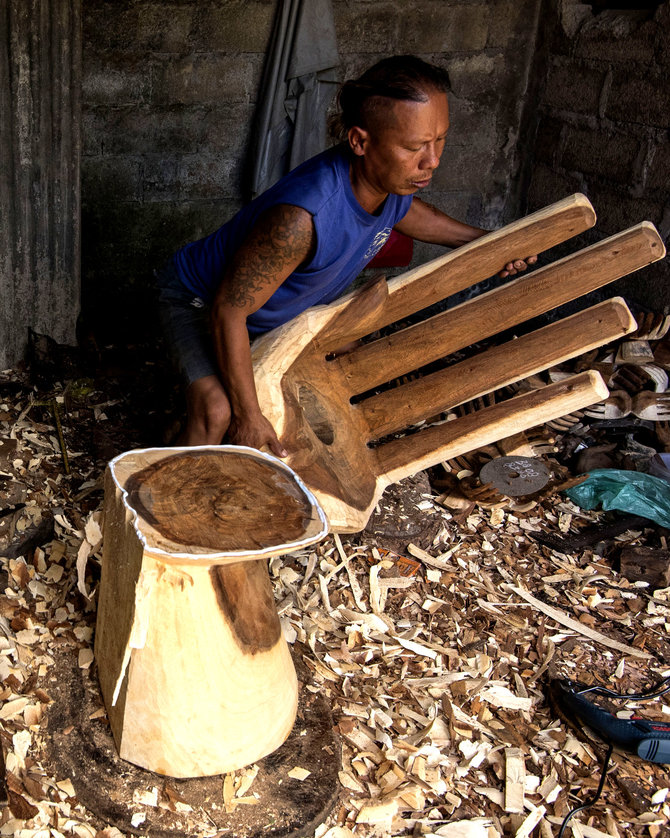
[220,204,314,309]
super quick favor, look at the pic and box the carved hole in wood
[298,385,335,445]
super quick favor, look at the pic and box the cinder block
[574,13,655,64]
[447,54,505,101]
[446,100,497,146]
[585,185,662,236]
[142,158,180,203]
[533,116,565,167]
[399,2,489,53]
[81,157,143,202]
[334,3,399,54]
[83,5,139,52]
[527,163,584,210]
[82,63,153,106]
[647,143,670,191]
[427,190,484,228]
[606,71,670,129]
[561,126,640,182]
[487,0,540,48]
[177,154,240,201]
[155,54,260,106]
[82,108,161,157]
[656,3,670,67]
[169,199,244,247]
[191,3,274,53]
[543,60,606,114]
[199,104,256,156]
[432,147,497,193]
[136,4,195,52]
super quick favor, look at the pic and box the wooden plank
[358,297,635,439]
[374,371,608,484]
[337,223,664,395]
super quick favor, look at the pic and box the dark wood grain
[124,450,312,551]
[210,561,282,652]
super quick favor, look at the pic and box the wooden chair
[251,194,666,532]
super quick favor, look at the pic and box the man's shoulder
[268,146,348,212]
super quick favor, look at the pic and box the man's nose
[420,144,440,170]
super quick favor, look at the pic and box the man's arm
[395,197,537,277]
[210,203,314,454]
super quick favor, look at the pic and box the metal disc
[479,456,551,497]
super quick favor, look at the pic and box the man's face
[350,91,450,197]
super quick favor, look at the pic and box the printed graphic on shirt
[363,228,392,260]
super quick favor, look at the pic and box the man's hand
[227,411,288,458]
[396,199,539,279]
[498,255,538,278]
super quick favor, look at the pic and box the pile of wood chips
[1,328,670,838]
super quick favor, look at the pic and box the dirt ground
[2,330,670,838]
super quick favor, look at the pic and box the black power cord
[558,742,613,837]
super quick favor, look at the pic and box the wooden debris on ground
[1,308,670,837]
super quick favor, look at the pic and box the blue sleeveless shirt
[172,145,413,337]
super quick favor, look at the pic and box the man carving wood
[156,55,536,454]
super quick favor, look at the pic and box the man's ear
[347,125,369,157]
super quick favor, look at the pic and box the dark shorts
[155,261,218,387]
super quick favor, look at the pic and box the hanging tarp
[247,0,339,199]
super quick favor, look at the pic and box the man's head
[331,55,451,141]
[334,56,451,202]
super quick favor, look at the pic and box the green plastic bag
[565,468,670,529]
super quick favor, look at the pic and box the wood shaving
[3,327,670,837]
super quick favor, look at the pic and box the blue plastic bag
[565,468,670,529]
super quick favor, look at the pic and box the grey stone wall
[81,0,544,342]
[81,0,274,340]
[525,0,670,312]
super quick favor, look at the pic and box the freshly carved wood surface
[251,195,666,532]
[374,370,609,482]
[95,446,328,777]
[317,192,598,348]
[111,445,327,561]
[337,223,663,395]
[358,297,635,439]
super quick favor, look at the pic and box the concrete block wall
[525,0,670,312]
[81,0,273,338]
[81,0,544,342]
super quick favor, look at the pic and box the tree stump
[94,445,328,778]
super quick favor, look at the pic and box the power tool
[550,677,670,763]
[547,675,670,836]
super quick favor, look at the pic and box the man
[157,55,535,455]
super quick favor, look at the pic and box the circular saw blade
[479,456,551,497]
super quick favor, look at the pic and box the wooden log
[337,223,665,395]
[358,297,636,439]
[94,446,327,778]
